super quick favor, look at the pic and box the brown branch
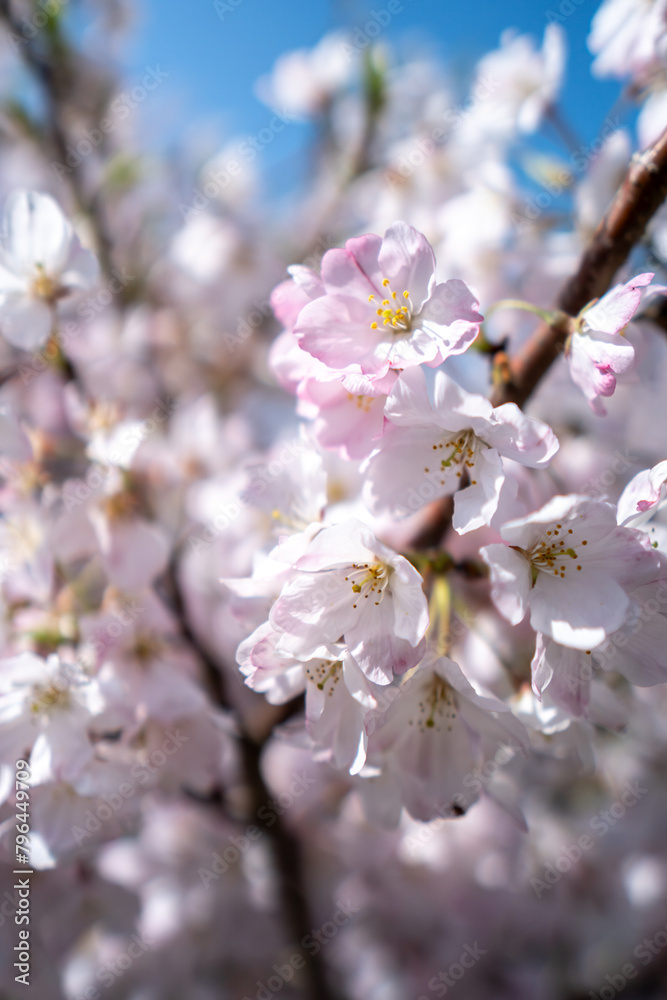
[0,0,116,281]
[491,125,667,408]
[410,130,667,550]
[164,560,343,1000]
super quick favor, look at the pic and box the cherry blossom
[481,494,665,649]
[78,590,209,728]
[532,576,667,718]
[54,463,171,592]
[588,0,667,81]
[0,191,98,350]
[238,622,377,774]
[363,366,558,531]
[292,221,483,385]
[355,652,528,825]
[255,31,353,120]
[270,266,397,458]
[462,24,566,138]
[0,653,104,792]
[268,518,429,684]
[617,459,667,527]
[1,8,667,998]
[567,272,654,413]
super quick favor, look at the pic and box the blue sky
[110,0,622,184]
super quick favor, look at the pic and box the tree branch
[491,125,667,408]
[0,0,117,281]
[165,560,343,1000]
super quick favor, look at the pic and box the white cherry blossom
[0,191,98,350]
[532,578,667,718]
[268,518,429,685]
[363,366,558,532]
[355,653,528,825]
[481,494,665,650]
[0,653,104,795]
[237,622,377,774]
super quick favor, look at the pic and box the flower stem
[485,299,561,324]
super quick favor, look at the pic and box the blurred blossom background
[0,1,666,1000]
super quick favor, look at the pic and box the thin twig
[0,0,116,281]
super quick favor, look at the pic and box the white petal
[452,448,504,534]
[480,543,531,625]
[92,513,170,591]
[2,191,71,276]
[487,403,559,468]
[384,365,437,426]
[530,571,628,649]
[0,295,52,349]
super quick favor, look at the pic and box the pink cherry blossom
[567,272,654,413]
[293,221,483,384]
[270,266,396,457]
[296,372,396,460]
[617,459,667,527]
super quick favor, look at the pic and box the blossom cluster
[233,215,667,826]
[0,1,666,998]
